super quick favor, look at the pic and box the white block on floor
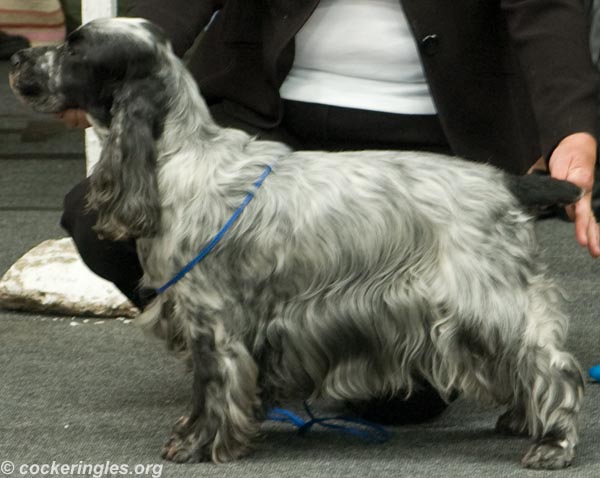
[0,238,137,318]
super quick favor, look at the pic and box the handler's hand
[548,132,600,258]
[55,108,91,129]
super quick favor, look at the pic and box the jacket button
[420,34,440,56]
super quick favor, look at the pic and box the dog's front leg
[162,321,261,463]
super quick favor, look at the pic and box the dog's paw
[161,414,253,463]
[495,409,528,437]
[521,441,574,469]
[161,416,212,463]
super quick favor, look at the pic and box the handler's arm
[501,0,599,257]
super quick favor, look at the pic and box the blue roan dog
[9,17,584,469]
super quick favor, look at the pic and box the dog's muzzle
[9,49,42,97]
[8,46,69,114]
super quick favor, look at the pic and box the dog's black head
[9,17,169,126]
[10,18,174,240]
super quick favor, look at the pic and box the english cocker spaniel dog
[10,17,585,470]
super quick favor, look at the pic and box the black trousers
[61,101,452,424]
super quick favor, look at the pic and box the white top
[279,0,437,115]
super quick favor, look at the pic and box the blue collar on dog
[155,164,273,294]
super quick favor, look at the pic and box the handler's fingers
[574,194,590,247]
[586,210,600,258]
[574,194,600,257]
[565,203,576,222]
[56,109,90,128]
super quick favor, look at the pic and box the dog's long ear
[87,79,166,240]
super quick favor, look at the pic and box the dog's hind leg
[516,280,584,470]
[162,316,261,463]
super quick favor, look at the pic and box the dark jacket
[128,0,598,173]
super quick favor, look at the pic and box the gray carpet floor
[1,60,599,477]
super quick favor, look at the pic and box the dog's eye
[64,38,82,58]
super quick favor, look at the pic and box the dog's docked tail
[506,173,583,209]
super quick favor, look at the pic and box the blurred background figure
[0,0,66,59]
[0,30,29,60]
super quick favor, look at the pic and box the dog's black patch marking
[60,24,170,128]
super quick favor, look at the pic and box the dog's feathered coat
[9,17,584,469]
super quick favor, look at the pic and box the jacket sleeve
[125,0,225,57]
[501,0,598,157]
